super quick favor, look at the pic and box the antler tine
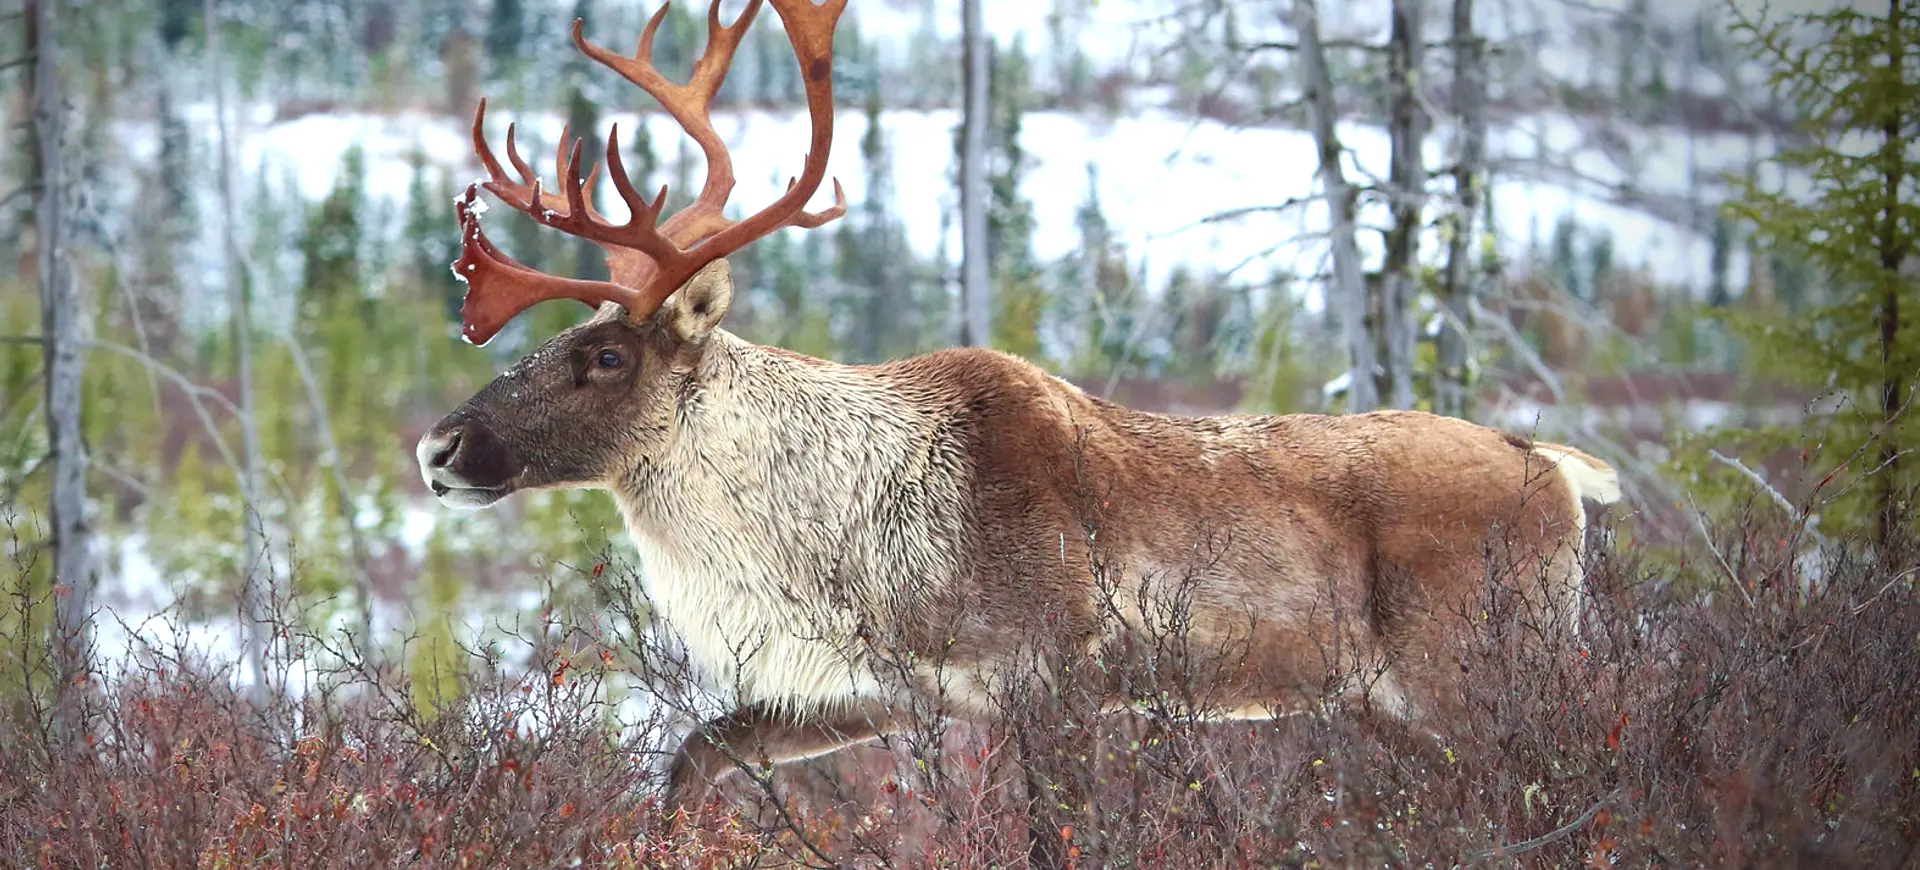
[676,0,848,256]
[471,100,535,213]
[472,99,596,223]
[603,124,676,244]
[451,184,644,345]
[571,1,764,243]
[632,0,669,67]
[504,123,543,197]
[561,138,588,226]
[550,122,617,225]
[471,100,512,197]
[587,0,848,301]
[580,163,607,221]
[766,0,848,60]
[531,121,677,264]
[782,177,847,229]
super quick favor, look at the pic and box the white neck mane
[609,332,969,715]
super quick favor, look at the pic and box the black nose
[429,430,462,469]
[417,416,516,492]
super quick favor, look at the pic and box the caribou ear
[657,259,734,344]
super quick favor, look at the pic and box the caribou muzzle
[416,411,519,510]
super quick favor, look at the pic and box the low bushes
[4,511,1917,868]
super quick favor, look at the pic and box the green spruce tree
[1068,163,1138,376]
[484,0,523,81]
[1680,0,1919,551]
[836,87,907,362]
[563,0,609,283]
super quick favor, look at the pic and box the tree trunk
[207,0,272,695]
[1380,0,1427,410]
[1292,0,1376,412]
[959,0,991,347]
[33,0,94,707]
[1877,0,1909,557]
[1436,0,1486,419]
[287,339,378,660]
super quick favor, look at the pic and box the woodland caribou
[416,0,1622,815]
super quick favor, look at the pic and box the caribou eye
[595,350,623,370]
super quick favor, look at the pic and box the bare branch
[71,339,289,523]
[1218,229,1335,283]
[1236,38,1457,53]
[1468,298,1564,405]
[88,454,152,499]
[1688,492,1756,607]
[1465,789,1622,863]
[0,370,43,425]
[0,183,37,212]
[1707,449,1810,524]
[102,234,170,424]
[1445,302,1681,514]
[1155,196,1319,237]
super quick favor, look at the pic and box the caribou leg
[663,700,897,814]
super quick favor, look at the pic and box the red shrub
[5,511,1918,868]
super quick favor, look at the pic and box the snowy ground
[120,95,1778,332]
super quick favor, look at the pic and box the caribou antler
[452,0,849,346]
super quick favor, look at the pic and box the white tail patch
[1530,444,1623,508]
[1528,443,1622,640]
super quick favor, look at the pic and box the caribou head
[416,0,847,510]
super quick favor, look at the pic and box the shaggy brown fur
[417,262,1621,813]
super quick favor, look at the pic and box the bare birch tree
[1871,0,1910,559]
[206,0,272,694]
[1435,0,1485,419]
[1379,0,1428,410]
[31,0,93,697]
[1291,0,1376,412]
[959,0,991,347]
[286,339,378,656]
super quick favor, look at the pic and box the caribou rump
[415,0,1622,814]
